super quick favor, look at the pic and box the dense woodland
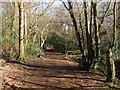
[0,0,120,89]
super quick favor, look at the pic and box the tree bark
[93,2,100,62]
[79,15,85,53]
[83,1,94,70]
[106,1,116,82]
[18,1,25,61]
[24,3,27,52]
[89,1,95,70]
[115,2,120,60]
[106,48,116,82]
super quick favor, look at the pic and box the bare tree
[92,1,100,69]
[61,0,86,67]
[24,2,28,52]
[106,1,116,82]
[18,1,25,61]
[83,1,94,70]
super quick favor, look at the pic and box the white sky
[0,0,120,2]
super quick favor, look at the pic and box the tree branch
[60,0,69,10]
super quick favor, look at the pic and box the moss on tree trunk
[106,48,116,82]
[18,51,25,62]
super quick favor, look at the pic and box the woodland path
[1,52,112,90]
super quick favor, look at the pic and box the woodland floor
[1,52,119,90]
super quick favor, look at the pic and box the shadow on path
[4,59,106,90]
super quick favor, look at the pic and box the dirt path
[1,52,111,90]
[2,59,108,90]
[0,59,4,90]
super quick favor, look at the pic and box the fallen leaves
[1,52,113,89]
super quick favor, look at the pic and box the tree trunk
[106,48,116,82]
[24,3,27,52]
[115,2,120,60]
[89,1,95,70]
[79,15,85,51]
[10,2,18,38]
[106,1,116,82]
[83,1,94,70]
[93,2,100,69]
[67,1,86,66]
[18,1,25,61]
